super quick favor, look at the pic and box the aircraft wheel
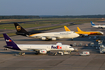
[71,39,73,41]
[35,51,39,55]
[4,48,8,50]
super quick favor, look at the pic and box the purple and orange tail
[3,33,20,50]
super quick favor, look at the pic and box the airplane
[64,26,104,37]
[91,21,105,29]
[3,33,74,55]
[14,23,79,40]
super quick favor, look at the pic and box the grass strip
[0,33,16,38]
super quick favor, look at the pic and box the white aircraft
[3,33,74,55]
[14,23,79,40]
[91,21,105,29]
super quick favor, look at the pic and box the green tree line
[41,15,105,18]
[0,16,40,19]
[0,15,105,19]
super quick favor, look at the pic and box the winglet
[64,26,71,31]
[3,33,20,50]
[77,27,82,32]
[90,21,95,26]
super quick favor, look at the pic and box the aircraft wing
[29,48,42,51]
[28,48,48,54]
[30,35,61,40]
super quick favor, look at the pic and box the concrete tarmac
[0,22,105,70]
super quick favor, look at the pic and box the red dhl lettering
[90,32,98,35]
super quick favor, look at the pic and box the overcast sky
[0,0,105,15]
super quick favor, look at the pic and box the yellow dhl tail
[77,27,83,32]
[64,26,71,31]
[64,26,83,32]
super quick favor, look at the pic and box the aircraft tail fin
[77,27,82,32]
[64,26,71,31]
[90,21,95,26]
[14,23,30,36]
[3,33,20,50]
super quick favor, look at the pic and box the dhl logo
[90,32,98,35]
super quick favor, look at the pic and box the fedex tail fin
[14,23,30,36]
[3,33,20,50]
[77,27,82,32]
[64,26,71,31]
[90,21,95,26]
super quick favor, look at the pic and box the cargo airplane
[64,26,104,37]
[14,23,79,40]
[3,33,74,55]
[91,21,105,29]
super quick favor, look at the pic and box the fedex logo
[51,45,62,49]
[6,39,12,42]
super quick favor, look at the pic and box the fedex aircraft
[14,23,79,40]
[91,21,105,29]
[3,33,74,55]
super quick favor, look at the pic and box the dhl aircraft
[3,33,74,55]
[91,21,105,29]
[64,26,104,37]
[14,23,79,40]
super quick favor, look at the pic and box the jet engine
[51,37,56,41]
[101,27,103,29]
[39,50,47,54]
[84,34,89,37]
[41,37,47,40]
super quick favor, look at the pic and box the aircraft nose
[76,34,80,37]
[71,48,74,51]
[101,32,104,35]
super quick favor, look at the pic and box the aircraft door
[62,46,67,50]
[47,46,50,50]
[65,32,70,38]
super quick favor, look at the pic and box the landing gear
[101,27,103,29]
[4,48,8,50]
[71,39,73,41]
[35,51,39,55]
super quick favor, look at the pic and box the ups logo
[16,26,21,31]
